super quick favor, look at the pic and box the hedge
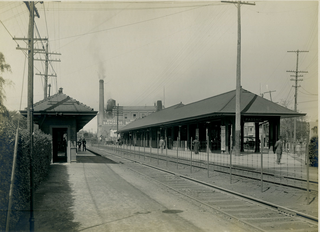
[309,135,318,167]
[0,122,52,231]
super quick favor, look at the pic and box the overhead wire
[51,2,219,43]
[131,4,230,105]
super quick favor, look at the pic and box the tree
[279,99,309,152]
[0,52,12,118]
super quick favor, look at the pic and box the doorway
[52,128,68,163]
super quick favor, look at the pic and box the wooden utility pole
[13,5,45,231]
[27,2,35,231]
[262,90,276,102]
[222,1,255,155]
[287,50,308,154]
[35,42,60,99]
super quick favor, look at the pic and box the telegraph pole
[14,5,45,230]
[35,42,61,99]
[27,2,36,231]
[287,50,308,154]
[262,90,276,102]
[222,1,255,155]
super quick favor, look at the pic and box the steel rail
[88,146,318,224]
[114,147,318,190]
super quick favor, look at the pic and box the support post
[190,137,193,173]
[261,134,264,192]
[207,128,209,178]
[165,128,168,166]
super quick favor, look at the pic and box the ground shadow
[77,155,117,164]
[13,165,80,231]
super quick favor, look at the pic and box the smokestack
[156,100,162,112]
[98,79,104,138]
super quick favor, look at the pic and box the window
[133,113,136,118]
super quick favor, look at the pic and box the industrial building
[97,79,162,141]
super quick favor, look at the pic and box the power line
[52,3,219,42]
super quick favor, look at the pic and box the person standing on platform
[78,138,82,151]
[82,138,86,151]
[193,136,200,154]
[274,137,283,164]
[159,136,165,154]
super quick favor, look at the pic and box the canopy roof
[20,89,97,131]
[119,89,305,132]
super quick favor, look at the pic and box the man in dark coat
[274,137,283,164]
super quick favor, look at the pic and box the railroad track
[88,147,318,232]
[104,146,318,191]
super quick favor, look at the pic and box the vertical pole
[139,133,141,159]
[293,52,299,154]
[261,134,264,192]
[207,127,209,178]
[235,1,241,157]
[190,137,193,173]
[144,132,146,160]
[44,42,48,99]
[117,104,119,139]
[157,131,159,165]
[149,129,152,162]
[177,126,181,169]
[5,127,19,232]
[27,2,35,231]
[306,133,310,204]
[177,136,179,169]
[230,142,232,184]
[165,128,168,167]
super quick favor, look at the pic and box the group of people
[78,138,86,151]
[159,135,283,164]
[158,136,201,154]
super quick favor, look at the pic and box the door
[52,128,68,163]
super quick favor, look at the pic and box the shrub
[309,136,318,167]
[0,121,51,231]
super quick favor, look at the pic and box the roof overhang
[20,110,97,132]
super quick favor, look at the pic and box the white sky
[0,1,318,133]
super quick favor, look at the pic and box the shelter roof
[20,88,97,131]
[118,89,305,132]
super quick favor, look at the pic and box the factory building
[97,79,162,141]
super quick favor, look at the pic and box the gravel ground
[12,153,253,232]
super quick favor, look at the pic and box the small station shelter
[20,88,97,163]
[118,89,305,153]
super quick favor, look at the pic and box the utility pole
[26,2,36,231]
[287,50,308,154]
[262,90,276,102]
[222,1,255,156]
[35,42,61,99]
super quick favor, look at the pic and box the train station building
[20,88,97,163]
[118,88,305,153]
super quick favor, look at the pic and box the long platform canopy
[119,89,305,132]
[20,89,97,131]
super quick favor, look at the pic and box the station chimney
[97,79,104,138]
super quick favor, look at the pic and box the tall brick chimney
[97,79,104,138]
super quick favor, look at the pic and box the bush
[0,121,51,231]
[309,136,318,167]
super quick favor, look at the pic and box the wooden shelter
[20,88,97,163]
[118,89,305,153]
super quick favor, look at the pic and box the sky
[0,1,318,133]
